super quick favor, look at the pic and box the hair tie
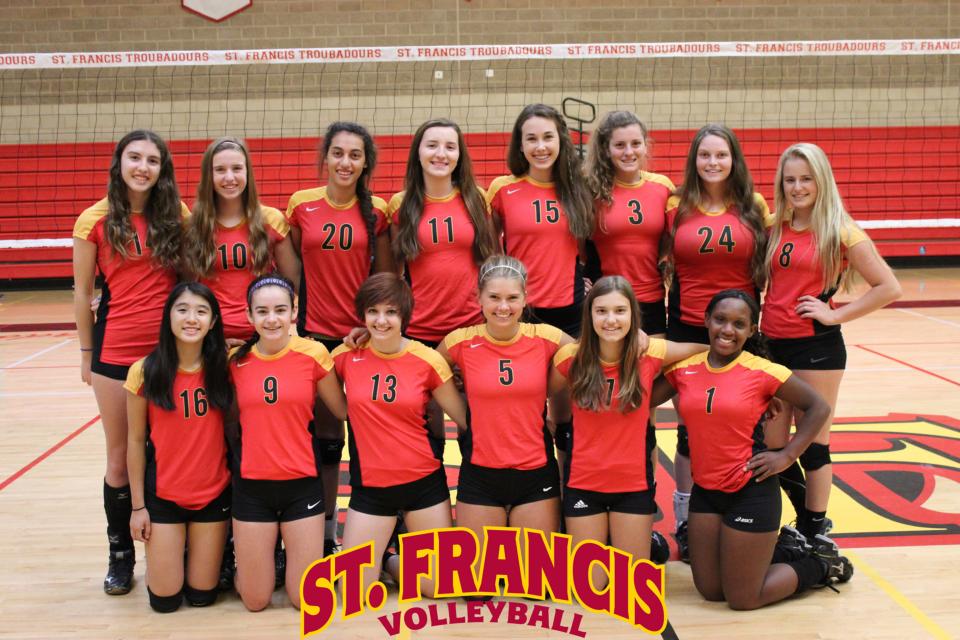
[480,264,526,281]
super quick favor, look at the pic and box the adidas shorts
[232,476,325,523]
[456,461,560,508]
[563,485,657,517]
[690,476,780,533]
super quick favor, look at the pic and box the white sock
[324,514,338,541]
[674,491,691,525]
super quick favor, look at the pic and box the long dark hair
[105,129,182,269]
[569,275,645,413]
[704,288,769,358]
[142,282,232,411]
[584,110,649,212]
[507,104,594,239]
[184,136,272,278]
[393,118,497,264]
[668,124,767,289]
[230,274,297,363]
[322,121,379,271]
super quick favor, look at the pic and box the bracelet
[80,348,93,352]
[132,506,146,512]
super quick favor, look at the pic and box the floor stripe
[845,551,952,640]
[661,619,681,640]
[854,345,960,388]
[0,391,92,398]
[1,338,72,369]
[0,415,99,492]
[895,307,960,329]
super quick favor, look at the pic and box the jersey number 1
[705,386,717,414]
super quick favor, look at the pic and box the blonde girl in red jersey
[650,290,852,610]
[439,255,574,542]
[487,103,594,337]
[73,129,187,595]
[665,123,770,560]
[763,143,901,542]
[389,118,498,347]
[335,273,467,597]
[549,276,706,584]
[183,137,299,346]
[126,282,233,613]
[584,111,675,336]
[287,122,393,555]
[228,275,347,611]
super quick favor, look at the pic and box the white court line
[1,339,73,369]
[847,365,960,372]
[895,307,960,330]
[0,391,90,397]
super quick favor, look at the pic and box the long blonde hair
[184,137,271,279]
[768,143,862,292]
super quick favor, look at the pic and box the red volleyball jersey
[387,190,484,342]
[286,187,389,337]
[487,175,582,309]
[73,199,190,366]
[199,206,289,341]
[592,173,675,302]
[124,359,230,510]
[444,323,562,470]
[664,351,790,492]
[229,335,334,481]
[667,193,770,325]
[332,341,452,488]
[762,217,868,339]
[553,338,666,492]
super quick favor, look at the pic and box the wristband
[80,348,93,352]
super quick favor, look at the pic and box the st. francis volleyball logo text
[300,527,667,637]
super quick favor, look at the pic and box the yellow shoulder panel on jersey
[407,341,453,381]
[485,175,521,206]
[179,202,191,219]
[371,195,389,215]
[72,198,109,239]
[642,171,677,192]
[261,205,290,236]
[285,187,328,217]
[289,335,334,370]
[753,192,772,221]
[330,343,354,360]
[386,192,405,221]
[646,338,667,360]
[739,352,791,383]
[666,194,681,211]
[552,341,579,368]
[530,323,563,345]
[840,220,869,249]
[122,357,147,395]
[663,351,709,375]
[443,325,483,350]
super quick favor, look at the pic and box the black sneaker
[324,538,341,557]
[811,535,853,589]
[218,548,235,592]
[775,525,811,562]
[675,521,690,564]
[820,517,834,536]
[104,550,135,595]
[650,531,670,565]
[275,546,286,590]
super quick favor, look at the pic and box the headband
[480,263,526,282]
[248,276,294,300]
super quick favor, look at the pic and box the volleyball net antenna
[1,39,959,277]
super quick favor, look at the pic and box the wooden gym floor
[0,267,957,639]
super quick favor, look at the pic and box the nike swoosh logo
[684,370,697,375]
[353,357,365,362]
[236,360,249,367]
[506,188,521,195]
[304,205,322,212]
[469,343,482,348]
[307,500,322,510]
[221,506,230,512]
[810,356,830,363]
[542,486,553,492]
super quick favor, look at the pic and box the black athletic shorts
[639,299,668,336]
[690,476,780,533]
[146,484,232,525]
[767,329,846,371]
[554,422,571,453]
[529,303,582,338]
[563,484,657,516]
[456,460,560,508]
[666,318,709,345]
[349,467,450,517]
[232,475,325,523]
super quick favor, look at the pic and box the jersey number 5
[498,359,514,386]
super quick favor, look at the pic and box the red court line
[854,345,960,388]
[0,414,99,492]
[0,322,76,332]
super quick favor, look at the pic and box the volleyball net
[1,39,959,277]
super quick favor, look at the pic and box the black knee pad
[799,443,831,472]
[676,424,690,458]
[148,587,183,613]
[184,584,218,607]
[554,420,571,453]
[318,438,345,465]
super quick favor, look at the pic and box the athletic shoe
[774,525,811,562]
[324,538,341,557]
[650,531,670,565]
[820,517,834,536]
[218,546,235,592]
[675,521,690,564]
[103,549,135,595]
[811,534,854,589]
[275,546,286,590]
